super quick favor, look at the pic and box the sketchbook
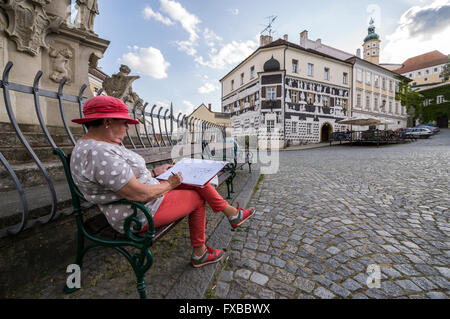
[156,157,229,187]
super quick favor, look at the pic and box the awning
[377,120,394,125]
[337,116,381,126]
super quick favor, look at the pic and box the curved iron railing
[0,61,223,238]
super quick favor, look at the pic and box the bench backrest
[52,148,86,212]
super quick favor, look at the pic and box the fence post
[157,106,166,147]
[57,77,76,146]
[142,102,154,147]
[150,104,160,147]
[132,100,146,148]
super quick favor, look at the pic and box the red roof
[393,50,448,74]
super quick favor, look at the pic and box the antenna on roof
[260,15,277,37]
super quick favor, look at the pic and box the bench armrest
[115,199,156,244]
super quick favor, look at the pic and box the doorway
[321,122,332,142]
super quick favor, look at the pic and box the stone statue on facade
[102,64,143,106]
[75,0,99,33]
[49,47,73,83]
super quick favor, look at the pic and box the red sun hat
[71,95,139,125]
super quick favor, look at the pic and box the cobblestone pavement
[210,130,450,299]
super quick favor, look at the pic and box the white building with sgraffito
[220,21,408,149]
[220,34,352,149]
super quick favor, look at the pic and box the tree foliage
[396,77,423,119]
[440,58,450,82]
[419,83,450,123]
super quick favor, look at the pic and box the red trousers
[147,183,228,247]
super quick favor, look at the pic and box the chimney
[315,38,321,48]
[300,30,308,48]
[208,103,212,111]
[260,34,273,47]
[356,48,361,58]
[283,34,288,41]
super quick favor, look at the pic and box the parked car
[405,127,434,139]
[415,124,440,134]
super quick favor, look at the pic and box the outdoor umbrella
[377,120,394,125]
[337,116,381,126]
[377,120,394,130]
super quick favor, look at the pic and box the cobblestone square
[211,130,450,299]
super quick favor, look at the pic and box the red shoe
[191,244,224,268]
[229,201,256,229]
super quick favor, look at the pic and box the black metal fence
[0,61,225,237]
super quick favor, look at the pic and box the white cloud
[231,9,239,15]
[382,0,450,62]
[182,100,195,114]
[156,100,170,108]
[175,40,197,56]
[141,1,257,72]
[120,46,170,79]
[195,39,258,69]
[143,6,174,25]
[203,28,223,47]
[155,0,201,57]
[160,0,201,43]
[198,82,219,94]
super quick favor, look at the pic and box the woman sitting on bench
[70,96,255,267]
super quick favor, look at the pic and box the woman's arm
[116,173,182,202]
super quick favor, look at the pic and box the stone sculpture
[0,0,53,56]
[75,0,98,33]
[49,47,73,83]
[102,64,143,106]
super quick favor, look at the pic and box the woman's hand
[152,163,173,177]
[168,172,183,189]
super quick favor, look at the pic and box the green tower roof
[364,18,379,42]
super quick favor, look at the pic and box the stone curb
[281,142,332,152]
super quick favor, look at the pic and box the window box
[305,105,315,112]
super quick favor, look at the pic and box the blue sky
[93,0,450,115]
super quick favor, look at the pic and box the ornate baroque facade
[0,0,109,126]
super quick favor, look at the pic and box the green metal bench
[54,146,236,298]
[53,147,185,299]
